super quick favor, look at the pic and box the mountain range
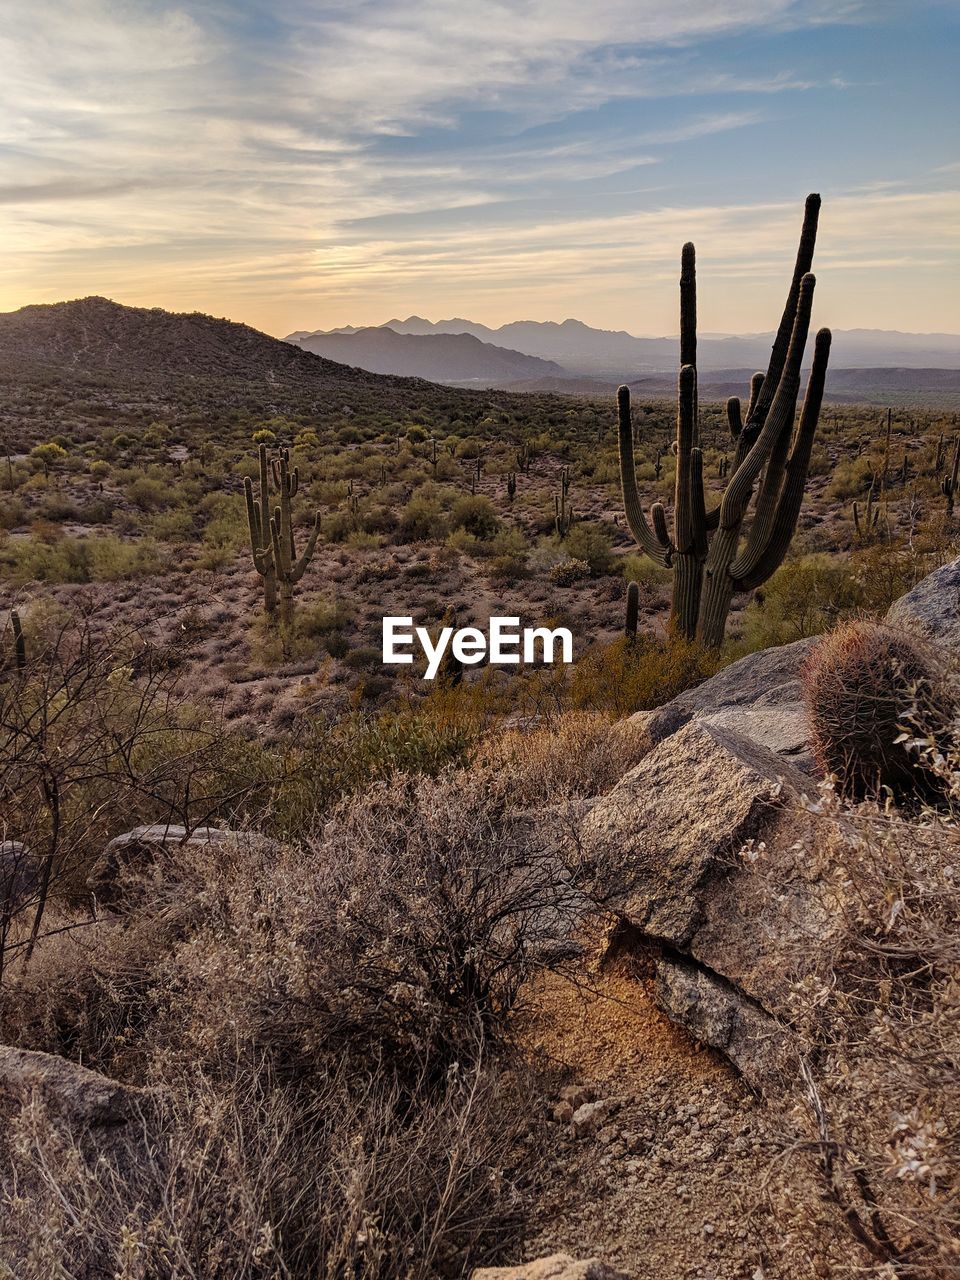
[291,325,562,384]
[287,316,960,389]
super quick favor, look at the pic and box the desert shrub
[297,598,354,638]
[804,621,949,800]
[549,557,590,586]
[739,553,861,649]
[449,495,499,540]
[476,711,650,805]
[619,551,671,587]
[769,786,960,1276]
[127,475,172,511]
[398,492,448,542]
[824,454,876,501]
[563,523,614,575]
[0,498,25,530]
[0,768,579,1277]
[569,634,719,717]
[149,508,197,543]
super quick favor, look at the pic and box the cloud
[0,0,952,335]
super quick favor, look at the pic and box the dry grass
[765,777,960,1277]
[0,762,601,1279]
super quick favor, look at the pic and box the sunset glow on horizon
[1,0,958,338]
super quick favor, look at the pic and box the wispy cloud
[0,0,953,333]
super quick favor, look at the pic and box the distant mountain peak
[285,315,960,374]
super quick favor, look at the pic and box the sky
[0,0,958,338]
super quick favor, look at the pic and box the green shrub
[450,495,499,540]
[398,493,448,542]
[563,523,614,575]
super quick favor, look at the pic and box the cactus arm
[726,397,743,440]
[617,385,671,566]
[288,512,322,584]
[745,373,765,423]
[670,364,705,638]
[718,274,816,534]
[697,272,817,649]
[257,443,271,535]
[736,329,832,591]
[690,448,708,560]
[680,242,697,441]
[673,365,696,554]
[652,503,670,548]
[747,193,820,432]
[243,477,272,571]
[625,581,640,640]
[11,609,25,669]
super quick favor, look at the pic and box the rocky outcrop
[471,1255,629,1280]
[87,823,233,907]
[635,636,817,773]
[886,555,960,649]
[582,720,832,1087]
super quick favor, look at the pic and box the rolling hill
[0,297,507,450]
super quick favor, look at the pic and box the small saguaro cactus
[654,449,663,481]
[853,485,881,540]
[506,472,517,503]
[244,444,321,625]
[10,610,26,670]
[617,194,831,650]
[935,432,946,472]
[942,436,960,516]
[625,581,640,641]
[244,443,278,616]
[554,486,574,538]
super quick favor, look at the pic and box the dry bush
[804,621,951,801]
[569,634,719,718]
[767,782,960,1276]
[0,765,586,1278]
[476,710,650,806]
[1,1055,532,1280]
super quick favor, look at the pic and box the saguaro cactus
[244,444,278,615]
[942,437,960,516]
[853,484,881,540]
[625,581,640,641]
[244,444,321,625]
[10,610,25,670]
[618,194,831,649]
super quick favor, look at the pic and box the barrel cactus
[804,621,947,800]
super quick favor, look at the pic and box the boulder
[583,719,812,949]
[87,823,233,907]
[886,555,960,650]
[582,720,835,1086]
[1,840,39,917]
[0,1046,152,1159]
[654,959,793,1091]
[635,636,817,772]
[471,1255,629,1280]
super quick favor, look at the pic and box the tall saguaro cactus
[618,194,832,649]
[244,444,321,625]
